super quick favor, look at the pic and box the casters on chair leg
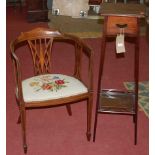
[23,144,27,154]
[86,132,91,141]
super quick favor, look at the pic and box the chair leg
[20,107,27,153]
[17,114,21,124]
[86,94,93,141]
[16,98,21,124]
[66,104,72,116]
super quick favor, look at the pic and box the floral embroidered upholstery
[22,74,88,102]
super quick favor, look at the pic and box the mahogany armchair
[10,27,93,153]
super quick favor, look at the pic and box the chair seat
[22,74,88,102]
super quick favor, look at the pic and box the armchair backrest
[11,27,91,78]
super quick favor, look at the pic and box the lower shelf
[98,89,135,114]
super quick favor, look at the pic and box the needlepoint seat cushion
[22,74,88,102]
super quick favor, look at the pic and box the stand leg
[134,35,139,145]
[93,110,98,142]
[134,114,138,145]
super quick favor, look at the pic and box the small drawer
[106,16,138,36]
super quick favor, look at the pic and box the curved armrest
[10,40,24,104]
[62,33,93,92]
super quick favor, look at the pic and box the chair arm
[56,33,93,92]
[10,41,24,104]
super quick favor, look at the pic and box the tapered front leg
[86,94,93,141]
[20,105,27,153]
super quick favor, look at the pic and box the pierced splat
[28,38,53,75]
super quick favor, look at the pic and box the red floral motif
[30,75,68,92]
[41,83,52,90]
[55,80,65,85]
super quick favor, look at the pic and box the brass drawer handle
[116,24,128,28]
